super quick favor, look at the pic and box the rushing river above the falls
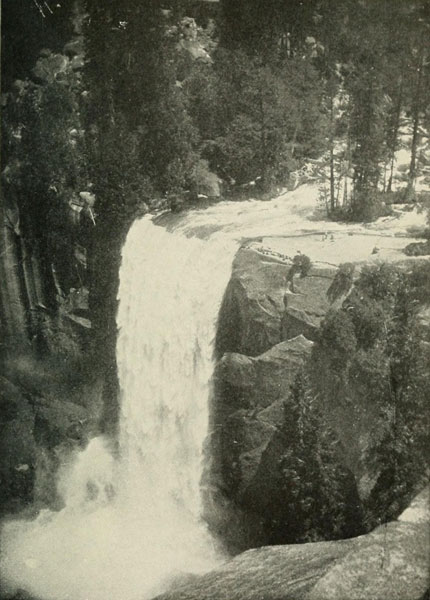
[0,185,425,600]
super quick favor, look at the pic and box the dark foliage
[4,0,429,223]
[267,369,363,544]
[313,263,430,526]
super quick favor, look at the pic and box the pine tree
[220,0,318,58]
[84,0,199,217]
[407,20,430,193]
[266,370,357,544]
[314,262,430,528]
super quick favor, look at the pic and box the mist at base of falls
[1,441,218,600]
[1,438,216,600]
[1,217,237,600]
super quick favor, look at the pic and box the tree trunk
[409,107,420,190]
[343,126,351,207]
[329,91,335,213]
[408,42,425,191]
[387,77,403,193]
[388,153,396,194]
[259,88,268,187]
[290,120,300,160]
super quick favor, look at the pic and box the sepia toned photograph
[0,1,429,599]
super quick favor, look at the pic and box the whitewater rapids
[0,184,425,600]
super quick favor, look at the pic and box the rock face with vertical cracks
[0,0,138,515]
[0,192,126,517]
[0,27,131,514]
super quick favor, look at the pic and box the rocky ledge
[156,487,429,600]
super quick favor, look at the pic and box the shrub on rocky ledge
[270,370,361,544]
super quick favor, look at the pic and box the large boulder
[156,487,430,600]
[218,335,313,409]
[281,271,336,341]
[32,51,69,83]
[216,249,287,357]
[216,248,338,358]
[214,336,313,500]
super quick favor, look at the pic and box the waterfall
[0,217,236,600]
[115,217,236,576]
[1,182,421,600]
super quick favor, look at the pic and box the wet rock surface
[0,369,100,516]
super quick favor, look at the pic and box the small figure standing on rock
[286,252,312,294]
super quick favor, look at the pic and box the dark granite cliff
[0,6,127,517]
[207,245,429,550]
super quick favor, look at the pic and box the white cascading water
[1,185,424,600]
[0,217,237,600]
[114,217,237,579]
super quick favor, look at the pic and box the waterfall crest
[0,217,236,600]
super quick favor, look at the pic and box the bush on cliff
[348,190,393,223]
[267,370,361,544]
[311,262,430,526]
[268,262,429,544]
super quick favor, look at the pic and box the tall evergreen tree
[220,0,318,58]
[266,370,358,544]
[84,0,199,219]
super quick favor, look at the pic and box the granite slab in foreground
[156,487,430,600]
